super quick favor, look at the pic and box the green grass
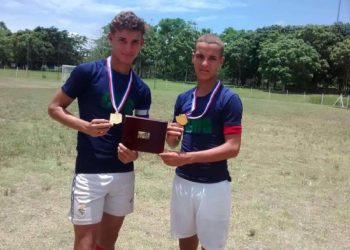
[0,75,350,249]
[1,68,348,108]
[0,67,62,81]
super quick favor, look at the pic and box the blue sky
[1,0,349,39]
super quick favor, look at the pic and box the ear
[107,32,113,44]
[140,38,145,47]
[191,51,195,64]
[220,56,225,66]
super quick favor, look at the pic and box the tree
[298,25,341,90]
[330,38,350,93]
[157,18,199,81]
[9,26,87,69]
[10,30,32,68]
[331,22,350,38]
[0,21,12,66]
[86,25,110,61]
[221,28,256,86]
[258,35,321,92]
[251,25,295,88]
[136,25,161,78]
[36,27,87,66]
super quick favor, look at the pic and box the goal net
[61,64,76,82]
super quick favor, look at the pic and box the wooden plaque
[121,115,168,154]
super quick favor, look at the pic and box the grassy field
[1,68,348,107]
[0,75,349,250]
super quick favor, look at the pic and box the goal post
[333,94,350,109]
[61,64,76,82]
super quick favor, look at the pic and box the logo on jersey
[185,117,212,134]
[101,92,134,114]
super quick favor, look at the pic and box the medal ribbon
[107,56,133,113]
[186,80,221,119]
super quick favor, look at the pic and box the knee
[74,240,96,250]
[74,233,97,250]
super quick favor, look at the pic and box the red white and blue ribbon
[187,80,221,119]
[107,56,133,113]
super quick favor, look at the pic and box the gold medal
[110,112,122,125]
[176,114,188,126]
[107,56,133,120]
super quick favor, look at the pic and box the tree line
[0,21,87,70]
[1,19,349,93]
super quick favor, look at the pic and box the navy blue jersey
[173,83,242,183]
[62,59,151,174]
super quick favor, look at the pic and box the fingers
[118,143,138,164]
[89,119,112,137]
[168,122,183,131]
[167,122,184,137]
[94,127,109,137]
[91,119,113,129]
[159,151,173,157]
[159,151,181,167]
[91,126,110,137]
[91,118,111,124]
[118,143,129,152]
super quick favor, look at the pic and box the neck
[111,55,131,74]
[196,78,218,97]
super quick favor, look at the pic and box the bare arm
[47,89,112,137]
[159,133,241,167]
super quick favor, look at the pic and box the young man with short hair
[48,11,151,250]
[160,34,243,250]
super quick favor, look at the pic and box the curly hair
[110,11,147,35]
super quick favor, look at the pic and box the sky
[1,0,350,40]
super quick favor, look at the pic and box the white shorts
[70,172,135,225]
[171,175,232,250]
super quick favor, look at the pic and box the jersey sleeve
[134,84,151,118]
[222,93,243,135]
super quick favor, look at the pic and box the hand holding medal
[166,121,184,148]
[88,119,112,137]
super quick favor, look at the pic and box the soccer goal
[61,64,76,82]
[333,94,350,109]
